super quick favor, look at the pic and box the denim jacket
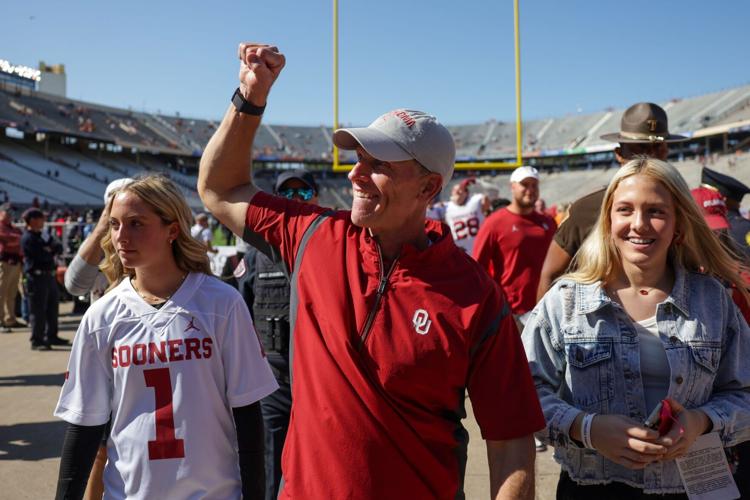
[522,266,750,494]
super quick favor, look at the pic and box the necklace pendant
[639,289,649,296]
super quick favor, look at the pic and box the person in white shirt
[54,175,277,500]
[190,212,217,254]
[444,177,490,254]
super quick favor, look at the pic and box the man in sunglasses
[199,43,543,499]
[251,169,318,500]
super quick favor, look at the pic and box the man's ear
[614,146,627,165]
[419,174,443,202]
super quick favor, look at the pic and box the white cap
[104,178,134,204]
[509,166,539,184]
[332,109,456,188]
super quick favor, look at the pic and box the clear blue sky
[2,0,748,126]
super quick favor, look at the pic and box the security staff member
[21,208,66,350]
[701,167,750,259]
[235,169,319,500]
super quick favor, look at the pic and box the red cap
[459,177,476,190]
[691,187,729,230]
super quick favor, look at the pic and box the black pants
[261,355,291,500]
[26,273,59,346]
[556,470,688,499]
[735,441,750,497]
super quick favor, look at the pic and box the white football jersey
[445,193,486,253]
[55,272,278,500]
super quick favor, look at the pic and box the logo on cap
[392,110,416,128]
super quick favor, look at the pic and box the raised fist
[237,43,286,107]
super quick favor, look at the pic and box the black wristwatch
[231,88,266,116]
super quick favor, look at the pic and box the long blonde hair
[566,158,749,302]
[100,174,212,288]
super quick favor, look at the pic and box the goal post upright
[332,0,523,172]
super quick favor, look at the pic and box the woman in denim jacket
[523,158,750,498]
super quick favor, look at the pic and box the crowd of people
[34,41,750,500]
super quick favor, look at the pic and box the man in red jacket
[0,205,23,332]
[198,42,544,500]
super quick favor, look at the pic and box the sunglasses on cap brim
[277,187,315,201]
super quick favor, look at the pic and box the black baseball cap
[274,169,318,194]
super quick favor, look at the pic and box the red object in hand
[657,399,685,436]
[658,400,674,435]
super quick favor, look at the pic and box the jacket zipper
[357,246,398,350]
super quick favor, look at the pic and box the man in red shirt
[474,166,556,327]
[198,43,544,499]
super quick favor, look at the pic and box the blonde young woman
[54,175,277,499]
[523,158,750,498]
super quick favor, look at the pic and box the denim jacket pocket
[565,341,614,410]
[686,343,721,405]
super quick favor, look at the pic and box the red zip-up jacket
[0,221,23,264]
[245,192,544,499]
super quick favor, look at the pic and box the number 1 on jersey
[144,367,185,460]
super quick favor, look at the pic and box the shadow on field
[0,420,66,461]
[0,373,66,387]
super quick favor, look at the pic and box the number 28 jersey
[55,272,278,500]
[444,193,486,254]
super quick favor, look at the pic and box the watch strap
[231,88,266,116]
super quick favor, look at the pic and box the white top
[634,315,671,412]
[55,272,278,500]
[444,193,486,253]
[191,223,212,243]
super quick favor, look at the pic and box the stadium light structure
[332,0,524,172]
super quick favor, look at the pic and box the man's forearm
[198,105,260,204]
[487,436,535,500]
[493,467,534,500]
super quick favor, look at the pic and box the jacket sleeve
[698,289,750,447]
[64,255,101,296]
[521,284,584,448]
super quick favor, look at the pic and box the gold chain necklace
[131,273,187,304]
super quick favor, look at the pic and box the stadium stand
[1,82,749,210]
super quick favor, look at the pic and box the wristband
[578,413,587,447]
[231,88,266,116]
[582,413,597,449]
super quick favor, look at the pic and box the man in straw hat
[198,42,543,499]
[537,102,688,299]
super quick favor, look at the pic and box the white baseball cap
[509,166,539,184]
[333,109,456,188]
[104,178,134,204]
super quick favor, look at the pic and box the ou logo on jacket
[412,309,432,335]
